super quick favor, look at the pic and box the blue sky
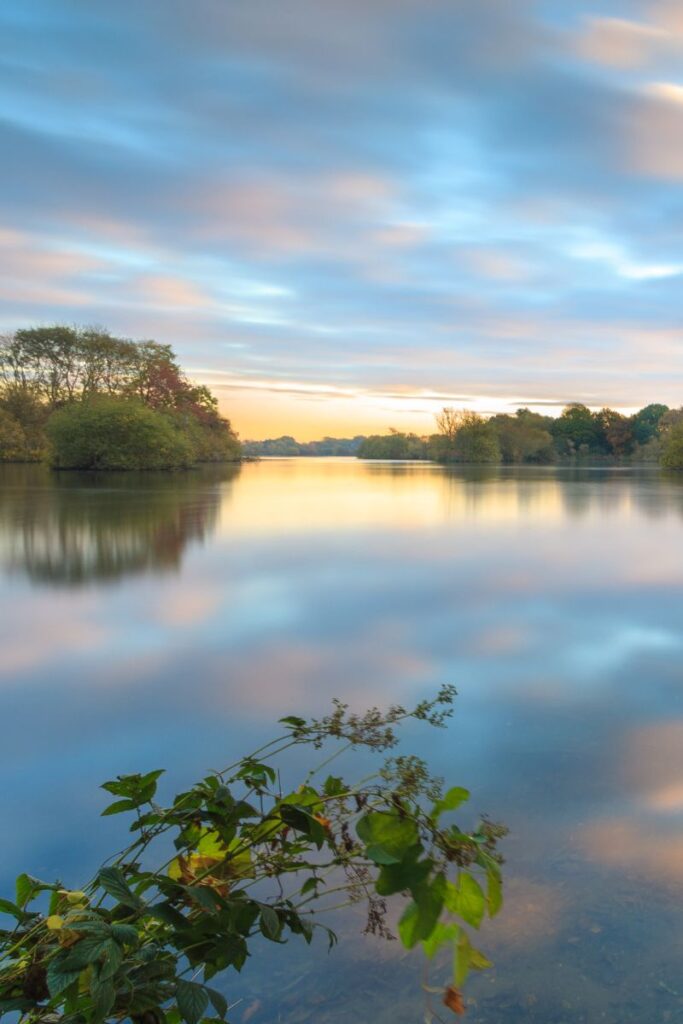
[2,0,683,437]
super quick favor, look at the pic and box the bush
[47,398,194,470]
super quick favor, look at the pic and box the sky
[2,1,683,439]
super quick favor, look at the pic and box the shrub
[47,398,194,470]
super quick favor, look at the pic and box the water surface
[1,459,683,1023]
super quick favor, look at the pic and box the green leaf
[397,874,446,949]
[46,959,82,997]
[469,947,493,971]
[101,799,137,817]
[15,873,38,909]
[487,869,503,917]
[279,716,306,728]
[149,901,187,928]
[323,775,345,796]
[431,787,470,820]
[196,830,225,858]
[356,812,419,864]
[111,922,139,946]
[454,931,472,987]
[58,935,115,972]
[300,877,320,896]
[279,805,326,847]
[206,988,228,1019]
[452,872,486,929]
[421,922,460,959]
[398,901,421,949]
[375,853,431,896]
[98,940,123,981]
[0,897,23,920]
[176,980,209,1024]
[90,976,116,1021]
[259,905,281,941]
[98,866,142,909]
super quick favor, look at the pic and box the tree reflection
[0,464,239,585]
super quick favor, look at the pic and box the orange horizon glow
[204,376,646,441]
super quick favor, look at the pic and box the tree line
[242,435,366,457]
[356,402,683,467]
[0,326,241,469]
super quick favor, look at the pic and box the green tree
[550,404,605,457]
[489,410,554,464]
[0,326,241,467]
[47,398,194,471]
[0,386,48,459]
[433,409,500,464]
[357,430,428,460]
[661,421,683,469]
[632,403,669,445]
[0,409,30,462]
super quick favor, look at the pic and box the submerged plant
[0,686,506,1023]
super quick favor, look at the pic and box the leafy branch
[0,687,507,1023]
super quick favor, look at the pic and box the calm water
[1,459,683,1023]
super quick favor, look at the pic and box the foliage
[632,404,669,446]
[660,422,683,469]
[433,410,500,464]
[550,404,605,457]
[241,436,366,457]
[0,389,47,462]
[357,431,429,460]
[488,410,555,464]
[0,689,506,1024]
[47,399,194,471]
[0,410,32,463]
[0,327,241,470]
[597,409,634,458]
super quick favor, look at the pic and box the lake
[1,458,683,1023]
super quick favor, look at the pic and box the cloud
[576,16,665,68]
[2,1,683,436]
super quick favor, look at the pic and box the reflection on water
[0,463,239,585]
[1,459,683,1023]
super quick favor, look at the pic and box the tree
[489,411,554,464]
[433,409,500,464]
[632,403,669,446]
[0,692,505,1023]
[550,404,605,456]
[0,409,30,462]
[661,421,683,469]
[47,398,194,470]
[597,409,634,458]
[0,386,49,459]
[357,431,428,460]
[0,326,241,467]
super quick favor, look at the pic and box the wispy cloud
[2,1,683,436]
